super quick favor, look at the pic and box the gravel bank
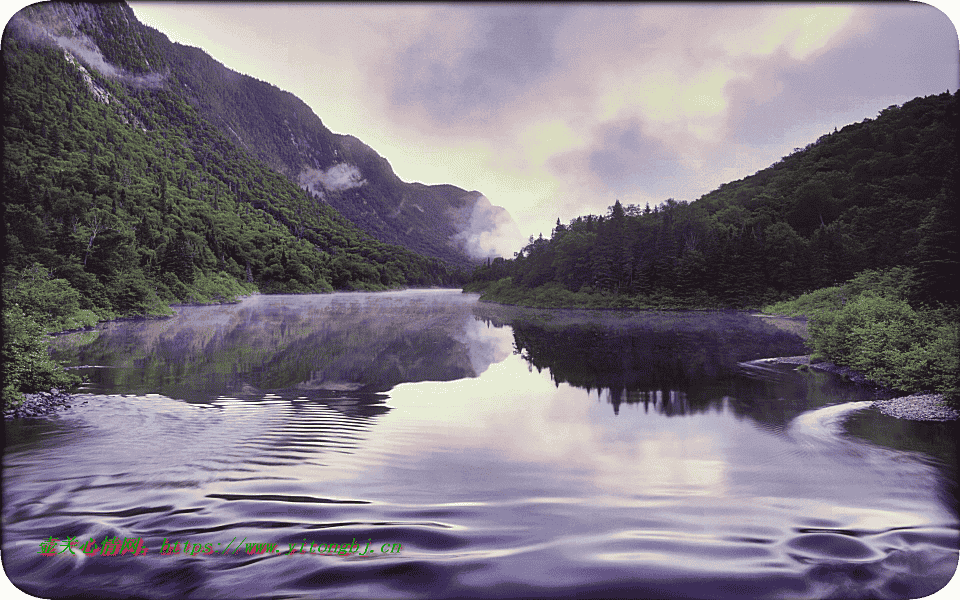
[762,355,958,421]
[873,394,959,421]
[3,389,74,420]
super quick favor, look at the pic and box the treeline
[468,92,958,310]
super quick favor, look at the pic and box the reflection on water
[49,291,512,400]
[4,291,957,599]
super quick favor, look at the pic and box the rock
[3,389,74,420]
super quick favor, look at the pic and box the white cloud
[450,195,523,260]
[298,163,365,196]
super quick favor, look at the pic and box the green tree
[2,305,82,409]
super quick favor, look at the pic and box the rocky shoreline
[872,394,960,422]
[764,355,958,422]
[3,389,76,420]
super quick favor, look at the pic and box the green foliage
[843,266,917,301]
[470,278,710,310]
[808,294,959,397]
[175,271,258,305]
[764,286,846,317]
[2,305,81,409]
[4,263,101,332]
[768,266,958,398]
[3,27,460,326]
[764,267,917,316]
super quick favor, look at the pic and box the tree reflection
[482,308,822,419]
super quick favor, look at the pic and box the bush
[108,269,156,315]
[809,293,959,396]
[2,305,81,409]
[763,267,917,316]
[764,285,845,316]
[160,272,191,302]
[4,263,92,331]
[844,266,916,302]
[185,271,251,303]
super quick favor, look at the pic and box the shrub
[808,293,959,396]
[764,285,845,316]
[4,264,104,333]
[763,267,917,316]
[108,269,155,315]
[844,266,916,302]
[2,305,81,409]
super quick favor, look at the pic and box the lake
[3,290,957,599]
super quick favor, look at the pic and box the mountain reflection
[49,294,860,429]
[50,292,512,403]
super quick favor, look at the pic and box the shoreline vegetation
[4,259,956,424]
[2,260,262,415]
[761,267,958,421]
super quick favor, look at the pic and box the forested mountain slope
[3,1,479,323]
[29,1,514,269]
[470,91,959,309]
[159,36,518,269]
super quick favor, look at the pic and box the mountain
[14,1,517,270]
[160,34,522,269]
[468,90,959,308]
[4,0,501,323]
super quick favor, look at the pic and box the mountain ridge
[3,0,488,327]
[7,1,519,269]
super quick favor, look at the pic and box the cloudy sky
[19,2,960,253]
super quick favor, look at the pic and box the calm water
[3,290,957,599]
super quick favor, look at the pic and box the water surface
[4,290,957,599]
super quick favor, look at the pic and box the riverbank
[3,388,76,420]
[764,355,958,422]
[3,296,251,419]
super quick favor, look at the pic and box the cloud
[450,195,524,259]
[388,5,566,128]
[722,4,959,147]
[54,35,119,77]
[543,118,690,206]
[708,5,856,61]
[587,120,684,190]
[56,34,166,89]
[298,163,366,196]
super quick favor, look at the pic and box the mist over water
[4,291,957,599]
